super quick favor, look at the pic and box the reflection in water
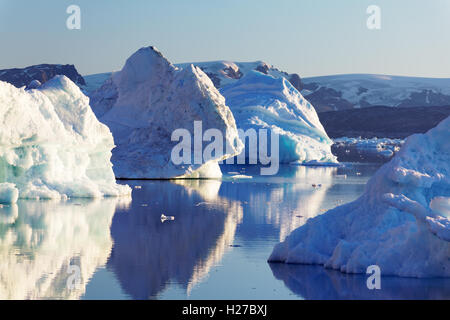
[0,197,130,299]
[269,263,450,300]
[107,180,243,299]
[3,164,434,300]
[265,166,336,241]
[219,166,337,242]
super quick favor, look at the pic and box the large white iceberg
[269,116,450,277]
[221,71,337,164]
[0,76,131,203]
[90,47,242,179]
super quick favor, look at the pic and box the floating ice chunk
[0,183,19,204]
[229,174,252,179]
[161,214,175,223]
[332,137,404,163]
[0,76,131,200]
[269,116,450,278]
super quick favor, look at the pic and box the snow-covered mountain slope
[0,64,86,89]
[0,76,131,203]
[221,70,337,164]
[176,60,303,92]
[269,116,450,277]
[90,46,243,179]
[302,74,450,112]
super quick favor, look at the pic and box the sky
[0,0,449,78]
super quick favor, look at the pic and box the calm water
[1,164,449,300]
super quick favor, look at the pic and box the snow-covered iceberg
[269,116,450,277]
[90,47,242,179]
[0,76,131,203]
[176,60,303,92]
[221,71,337,164]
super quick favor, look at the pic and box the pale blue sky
[0,0,449,77]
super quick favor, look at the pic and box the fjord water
[1,164,449,299]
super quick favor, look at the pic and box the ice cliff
[0,76,131,203]
[221,71,337,164]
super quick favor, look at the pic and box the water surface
[1,164,448,300]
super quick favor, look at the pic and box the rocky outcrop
[0,64,85,88]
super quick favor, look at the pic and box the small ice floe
[230,174,252,179]
[161,214,175,223]
[195,202,214,207]
[134,186,142,189]
[356,172,362,176]
[141,204,148,207]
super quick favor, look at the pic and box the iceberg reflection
[219,165,337,242]
[107,180,242,299]
[0,197,130,299]
[270,263,450,300]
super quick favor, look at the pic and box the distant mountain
[318,105,450,139]
[176,61,303,92]
[0,64,86,88]
[302,74,450,112]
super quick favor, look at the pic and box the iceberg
[269,116,450,277]
[221,71,337,164]
[176,60,303,92]
[90,47,242,179]
[0,76,131,203]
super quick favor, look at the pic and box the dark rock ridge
[319,105,450,139]
[0,64,86,88]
